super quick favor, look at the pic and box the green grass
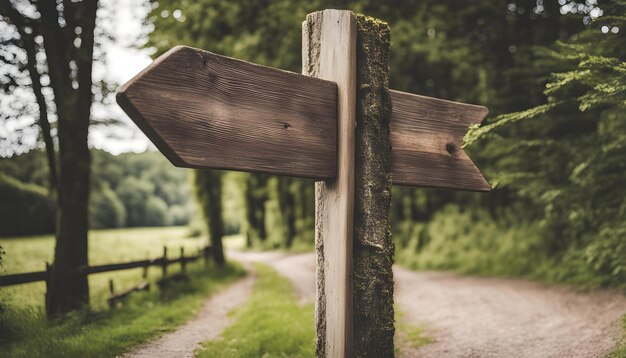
[607,315,626,358]
[0,227,224,308]
[395,308,433,353]
[0,227,246,358]
[196,264,431,358]
[196,264,315,357]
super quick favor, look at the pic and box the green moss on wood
[353,14,394,358]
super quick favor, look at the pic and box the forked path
[230,251,626,358]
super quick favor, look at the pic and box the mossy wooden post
[304,10,393,357]
[352,15,394,358]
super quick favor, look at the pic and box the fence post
[180,247,186,272]
[44,262,51,311]
[203,245,210,267]
[142,253,149,279]
[162,246,168,277]
[108,279,115,308]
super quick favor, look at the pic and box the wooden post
[305,10,394,357]
[108,279,115,309]
[351,16,394,357]
[162,246,168,277]
[304,10,357,358]
[180,246,186,272]
[44,261,50,310]
[203,245,210,267]
[142,253,149,279]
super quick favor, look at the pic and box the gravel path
[123,270,255,358]
[229,251,626,358]
[394,267,626,358]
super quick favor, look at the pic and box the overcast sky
[91,0,154,155]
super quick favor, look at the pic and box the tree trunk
[40,0,98,316]
[245,173,268,245]
[195,170,225,266]
[0,0,58,196]
[278,177,296,248]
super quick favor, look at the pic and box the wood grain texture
[390,90,491,191]
[305,10,356,358]
[116,45,337,179]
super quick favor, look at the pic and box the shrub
[89,185,126,229]
[0,174,55,236]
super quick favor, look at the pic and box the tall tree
[1,0,99,315]
[195,170,225,265]
[244,173,268,246]
[0,2,58,192]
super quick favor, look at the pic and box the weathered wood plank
[390,90,491,191]
[117,45,338,179]
[305,9,356,358]
[0,270,47,286]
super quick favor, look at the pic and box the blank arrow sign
[117,45,490,191]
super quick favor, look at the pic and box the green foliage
[395,204,626,289]
[144,196,169,227]
[396,205,545,277]
[196,264,315,357]
[0,174,55,237]
[89,185,126,229]
[0,149,195,232]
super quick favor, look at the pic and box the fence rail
[0,245,212,288]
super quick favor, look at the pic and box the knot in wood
[446,142,457,156]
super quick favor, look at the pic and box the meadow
[0,227,244,357]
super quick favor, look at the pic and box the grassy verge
[0,260,244,358]
[222,234,314,254]
[607,315,626,358]
[0,227,246,357]
[196,264,315,357]
[395,308,433,354]
[0,227,219,308]
[196,264,431,358]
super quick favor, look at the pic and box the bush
[395,203,626,289]
[144,196,169,227]
[0,174,55,236]
[89,185,126,229]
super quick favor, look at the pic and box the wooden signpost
[118,9,489,358]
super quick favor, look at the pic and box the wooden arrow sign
[117,45,490,191]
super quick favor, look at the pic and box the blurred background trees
[1,0,624,291]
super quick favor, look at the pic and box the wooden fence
[0,245,212,306]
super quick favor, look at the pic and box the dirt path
[230,251,626,358]
[123,271,255,358]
